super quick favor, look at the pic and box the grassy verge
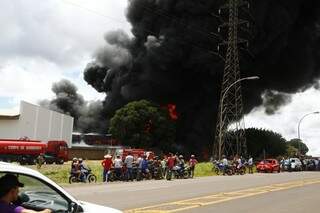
[26,161,255,185]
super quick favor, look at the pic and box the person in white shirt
[248,156,253,174]
[114,155,123,180]
[124,152,134,181]
[221,155,228,175]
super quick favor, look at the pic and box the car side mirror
[69,202,77,212]
[69,202,83,213]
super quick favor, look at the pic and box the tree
[245,128,287,159]
[286,145,298,157]
[287,138,309,155]
[109,100,176,151]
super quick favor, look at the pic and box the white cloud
[0,0,130,107]
[245,86,320,156]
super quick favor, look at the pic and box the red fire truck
[0,139,68,165]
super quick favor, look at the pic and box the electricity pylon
[213,0,250,160]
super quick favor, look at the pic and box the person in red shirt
[189,154,198,178]
[166,153,176,180]
[101,154,113,182]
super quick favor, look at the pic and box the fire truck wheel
[56,159,64,164]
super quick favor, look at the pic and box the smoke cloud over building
[40,79,106,133]
[82,0,320,154]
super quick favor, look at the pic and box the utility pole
[213,0,250,160]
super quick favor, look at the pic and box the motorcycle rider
[78,158,88,182]
[70,157,81,180]
[177,155,185,177]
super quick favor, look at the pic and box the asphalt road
[65,172,320,212]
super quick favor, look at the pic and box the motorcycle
[233,164,246,175]
[172,165,190,179]
[136,168,151,181]
[214,161,225,175]
[69,169,97,184]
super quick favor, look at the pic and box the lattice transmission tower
[213,0,251,160]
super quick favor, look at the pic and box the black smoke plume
[262,90,292,115]
[84,0,320,156]
[39,79,106,133]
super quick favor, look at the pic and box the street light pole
[297,111,319,154]
[217,76,259,160]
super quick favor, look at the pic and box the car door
[0,172,76,213]
[273,160,279,170]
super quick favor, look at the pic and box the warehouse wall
[0,101,74,147]
[0,119,19,139]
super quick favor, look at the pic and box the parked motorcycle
[214,161,225,175]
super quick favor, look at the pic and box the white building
[0,101,74,147]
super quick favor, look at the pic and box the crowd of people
[101,152,198,182]
[211,155,254,175]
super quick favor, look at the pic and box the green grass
[194,162,217,177]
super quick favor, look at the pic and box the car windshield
[0,172,69,212]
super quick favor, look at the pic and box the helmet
[191,154,195,158]
[78,158,83,163]
[72,157,78,162]
[179,155,183,159]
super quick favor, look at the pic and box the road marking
[124,178,320,213]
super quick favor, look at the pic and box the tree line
[109,100,309,159]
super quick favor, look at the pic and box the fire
[167,104,178,120]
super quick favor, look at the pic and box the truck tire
[56,159,64,164]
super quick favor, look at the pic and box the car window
[0,172,69,212]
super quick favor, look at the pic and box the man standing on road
[189,155,198,178]
[248,156,253,174]
[222,155,228,175]
[166,153,176,180]
[101,154,113,182]
[125,152,134,181]
[114,155,123,180]
[0,174,51,213]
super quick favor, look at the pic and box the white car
[0,162,122,213]
[290,158,303,171]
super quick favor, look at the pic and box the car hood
[79,201,122,213]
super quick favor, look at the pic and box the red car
[256,159,280,173]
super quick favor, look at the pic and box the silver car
[0,162,122,213]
